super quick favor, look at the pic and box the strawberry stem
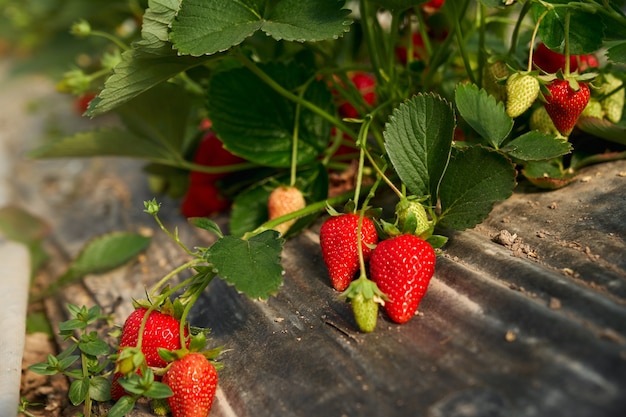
[527,9,549,73]
[563,9,571,76]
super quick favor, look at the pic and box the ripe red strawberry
[111,307,190,400]
[267,185,306,235]
[543,79,591,136]
[162,352,218,417]
[422,0,445,12]
[319,213,379,292]
[395,32,425,65]
[74,92,97,115]
[505,72,540,117]
[337,72,377,119]
[369,235,436,324]
[181,182,232,218]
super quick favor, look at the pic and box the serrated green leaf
[455,83,513,149]
[206,231,284,299]
[383,93,455,206]
[501,131,572,161]
[533,3,604,55]
[439,146,516,230]
[208,63,332,167]
[69,378,90,406]
[607,41,626,64]
[170,0,352,56]
[56,233,151,288]
[88,0,210,115]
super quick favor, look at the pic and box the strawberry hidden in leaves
[336,72,377,119]
[267,185,307,236]
[369,234,436,324]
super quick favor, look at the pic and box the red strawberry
[369,235,436,324]
[162,352,218,417]
[267,185,306,235]
[543,79,590,136]
[395,32,425,65]
[422,0,445,12]
[111,307,189,400]
[74,92,97,115]
[337,72,377,119]
[319,213,379,292]
[181,130,245,217]
[533,43,578,74]
[181,182,232,218]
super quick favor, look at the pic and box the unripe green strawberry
[598,73,624,123]
[529,106,560,136]
[580,98,603,119]
[482,61,508,102]
[341,276,385,333]
[506,72,540,118]
[351,292,379,333]
[267,185,306,236]
[395,197,430,236]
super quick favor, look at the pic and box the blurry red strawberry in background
[533,43,599,74]
[180,129,244,218]
[337,72,377,119]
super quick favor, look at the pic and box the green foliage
[206,231,285,299]
[383,93,455,206]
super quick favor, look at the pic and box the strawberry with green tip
[505,72,540,118]
[369,235,436,324]
[319,213,379,292]
[543,79,590,136]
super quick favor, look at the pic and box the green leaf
[438,146,516,230]
[170,0,352,56]
[28,362,59,376]
[367,0,428,12]
[454,83,513,149]
[187,218,224,238]
[58,319,87,332]
[89,376,112,402]
[208,63,332,167]
[107,395,136,417]
[205,231,284,299]
[27,128,176,163]
[577,116,626,146]
[521,159,578,190]
[533,3,604,55]
[383,93,455,206]
[144,381,174,399]
[55,232,151,289]
[115,82,194,153]
[78,334,111,357]
[69,378,90,406]
[500,131,572,161]
[88,0,210,115]
[607,41,626,64]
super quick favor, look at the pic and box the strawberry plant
[14,0,626,415]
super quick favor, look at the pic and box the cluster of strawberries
[111,305,219,417]
[497,42,624,138]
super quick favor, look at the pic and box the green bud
[70,19,92,37]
